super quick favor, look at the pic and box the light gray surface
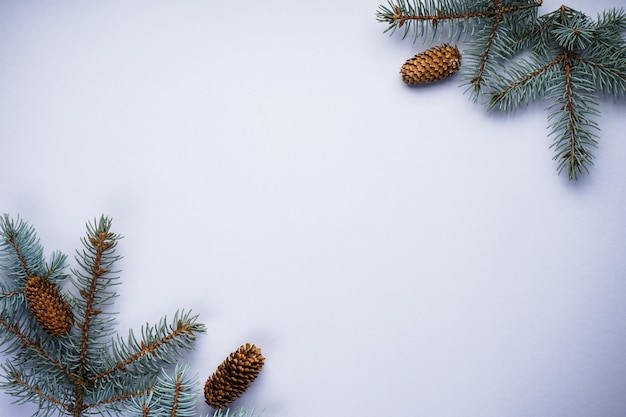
[0,1,625,416]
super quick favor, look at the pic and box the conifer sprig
[377,1,626,179]
[0,215,51,284]
[488,5,626,179]
[128,364,200,417]
[377,0,543,95]
[0,215,208,416]
[97,310,203,384]
[211,408,263,417]
[377,0,542,40]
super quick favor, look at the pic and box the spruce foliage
[0,215,207,416]
[377,0,626,180]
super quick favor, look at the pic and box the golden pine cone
[401,44,461,84]
[24,276,73,337]
[204,343,265,409]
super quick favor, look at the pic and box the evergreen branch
[66,216,123,417]
[378,0,540,27]
[4,235,33,279]
[212,408,264,417]
[470,11,503,93]
[509,22,542,52]
[0,215,45,282]
[72,386,87,417]
[127,364,200,417]
[0,290,22,298]
[89,388,151,409]
[0,318,79,384]
[128,392,155,417]
[76,221,118,369]
[546,52,600,180]
[93,311,205,383]
[0,283,27,331]
[7,371,72,414]
[376,0,542,41]
[377,1,624,179]
[551,8,594,50]
[94,323,188,381]
[595,7,626,34]
[571,54,626,95]
[70,217,122,371]
[563,54,578,158]
[161,365,200,417]
[44,251,69,284]
[171,374,183,417]
[489,54,562,110]
[1,216,211,416]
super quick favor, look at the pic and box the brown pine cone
[24,276,73,337]
[401,44,462,84]
[204,343,265,409]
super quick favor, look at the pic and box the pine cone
[204,343,265,409]
[401,44,461,84]
[24,276,73,337]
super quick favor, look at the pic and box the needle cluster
[377,0,626,180]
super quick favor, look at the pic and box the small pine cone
[401,44,461,85]
[24,276,73,337]
[204,343,265,409]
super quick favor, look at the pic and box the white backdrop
[1,1,625,416]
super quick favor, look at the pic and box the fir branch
[488,54,563,110]
[570,53,626,95]
[489,49,601,179]
[0,317,79,384]
[211,408,264,417]
[0,289,22,298]
[69,217,122,365]
[470,9,503,93]
[89,388,150,409]
[490,5,622,178]
[546,52,600,180]
[576,10,626,96]
[0,360,81,417]
[551,7,594,50]
[154,365,197,417]
[377,0,542,40]
[67,217,122,416]
[0,215,227,416]
[8,371,71,413]
[378,0,543,94]
[172,377,183,417]
[44,251,69,284]
[4,235,32,278]
[377,1,625,179]
[94,311,205,383]
[0,215,45,283]
[128,392,156,417]
[0,215,214,417]
[128,365,200,417]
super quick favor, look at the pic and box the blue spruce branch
[0,215,213,417]
[377,0,543,95]
[128,364,200,417]
[489,5,625,179]
[378,1,626,180]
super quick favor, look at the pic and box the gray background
[0,1,625,416]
